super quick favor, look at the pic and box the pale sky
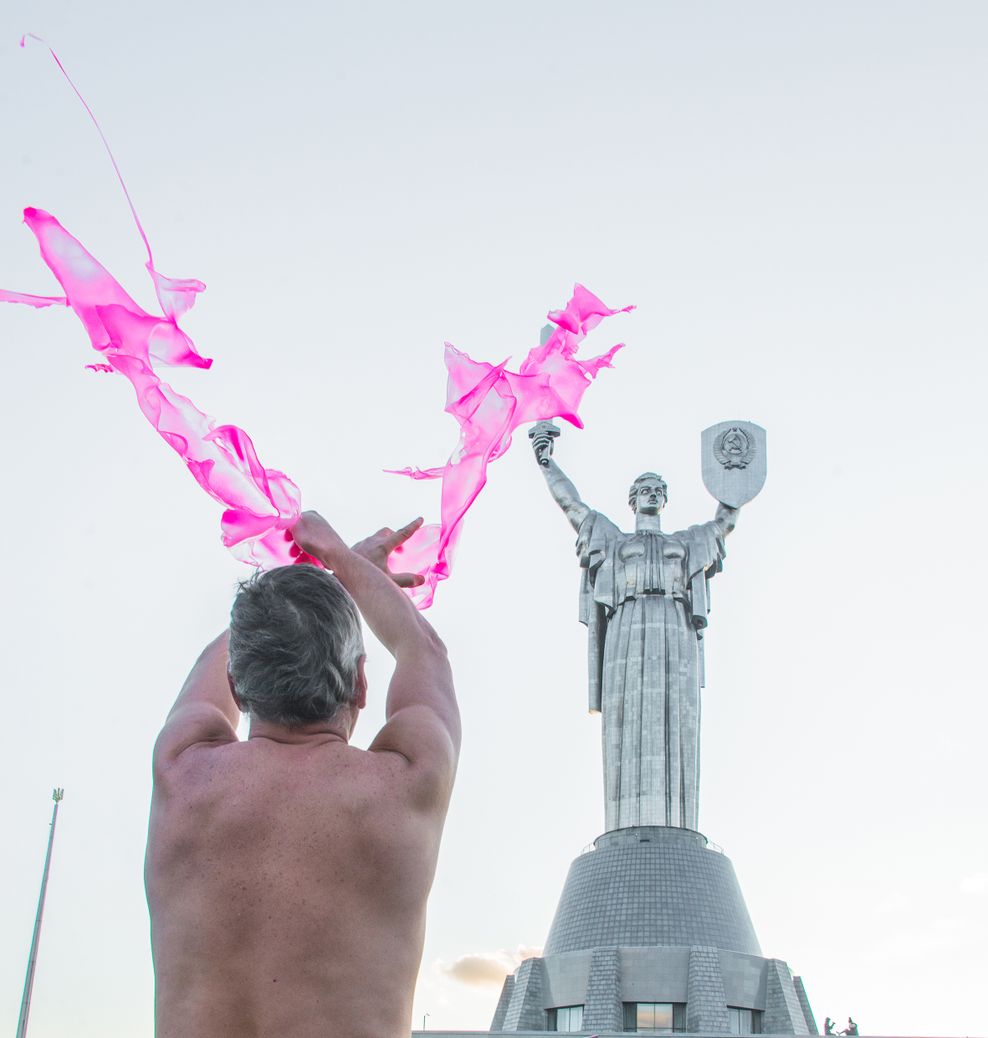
[1,2,987,1036]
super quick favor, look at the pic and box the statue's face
[634,480,667,515]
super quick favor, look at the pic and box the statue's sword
[528,420,560,466]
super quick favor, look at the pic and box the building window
[727,1006,763,1034]
[622,1002,686,1033]
[547,1004,585,1032]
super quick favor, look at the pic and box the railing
[578,832,727,855]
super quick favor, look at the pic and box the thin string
[20,33,155,271]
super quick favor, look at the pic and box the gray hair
[628,472,668,511]
[229,565,364,727]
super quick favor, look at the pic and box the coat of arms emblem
[701,420,767,507]
[713,426,756,469]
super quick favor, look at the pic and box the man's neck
[248,716,352,745]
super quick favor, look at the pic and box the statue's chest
[618,535,687,593]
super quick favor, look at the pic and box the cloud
[437,946,543,988]
[442,954,512,986]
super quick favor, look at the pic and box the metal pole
[15,788,64,1038]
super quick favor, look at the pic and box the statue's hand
[528,421,560,466]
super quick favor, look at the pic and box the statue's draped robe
[577,512,727,831]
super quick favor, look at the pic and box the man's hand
[292,511,426,588]
[352,518,425,589]
[292,511,350,568]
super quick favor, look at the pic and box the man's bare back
[145,515,459,1038]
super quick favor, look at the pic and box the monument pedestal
[492,827,816,1035]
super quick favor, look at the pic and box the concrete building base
[488,827,816,1035]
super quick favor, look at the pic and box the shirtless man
[145,511,459,1038]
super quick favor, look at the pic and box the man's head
[628,472,668,514]
[228,565,366,729]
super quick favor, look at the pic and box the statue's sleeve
[576,511,621,714]
[680,519,728,633]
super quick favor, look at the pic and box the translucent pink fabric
[2,36,316,570]
[2,36,632,606]
[3,207,312,569]
[390,283,632,607]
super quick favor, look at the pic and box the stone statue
[530,419,764,832]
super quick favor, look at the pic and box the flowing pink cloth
[1,207,312,569]
[389,284,631,607]
[1,37,632,605]
[1,36,314,570]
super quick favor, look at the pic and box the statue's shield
[701,420,767,507]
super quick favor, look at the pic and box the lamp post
[15,788,64,1038]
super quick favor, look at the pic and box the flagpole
[15,788,65,1038]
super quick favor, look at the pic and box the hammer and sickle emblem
[713,427,754,469]
[724,431,745,455]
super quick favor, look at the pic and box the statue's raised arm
[529,421,591,532]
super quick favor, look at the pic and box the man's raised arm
[153,631,240,771]
[293,512,460,799]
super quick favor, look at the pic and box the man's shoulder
[154,734,447,822]
[152,701,239,778]
[151,735,245,800]
[156,735,389,789]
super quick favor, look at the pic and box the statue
[530,419,765,832]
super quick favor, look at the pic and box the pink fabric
[0,288,67,307]
[16,34,206,326]
[3,36,311,570]
[5,207,310,569]
[2,36,632,606]
[389,283,632,608]
[2,207,629,601]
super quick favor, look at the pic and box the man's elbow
[399,623,449,663]
[412,637,460,742]
[438,689,462,750]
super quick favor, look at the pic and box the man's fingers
[392,572,426,588]
[386,517,424,549]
